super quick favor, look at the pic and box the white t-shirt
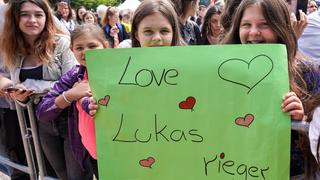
[309,106,320,162]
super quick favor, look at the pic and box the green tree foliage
[71,0,125,11]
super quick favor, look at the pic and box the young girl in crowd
[76,5,86,25]
[222,0,320,178]
[101,6,129,48]
[131,0,185,47]
[171,0,202,45]
[83,11,98,25]
[36,24,109,180]
[200,5,223,45]
[0,0,91,179]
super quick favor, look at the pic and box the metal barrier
[0,93,57,180]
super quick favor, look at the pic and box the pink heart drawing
[235,114,254,127]
[98,95,110,106]
[139,157,155,168]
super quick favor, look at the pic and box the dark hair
[171,0,198,18]
[0,0,58,69]
[201,5,222,44]
[56,1,73,21]
[220,0,243,31]
[131,0,184,47]
[76,6,86,24]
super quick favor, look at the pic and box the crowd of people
[0,0,320,179]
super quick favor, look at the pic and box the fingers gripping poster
[86,44,290,180]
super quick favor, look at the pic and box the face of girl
[210,14,222,36]
[239,4,278,44]
[84,14,95,24]
[78,8,86,20]
[72,34,106,66]
[135,12,173,47]
[109,12,119,26]
[19,2,46,41]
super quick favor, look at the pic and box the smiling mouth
[247,40,265,44]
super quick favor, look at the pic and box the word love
[118,56,179,87]
[204,152,269,180]
[113,114,204,143]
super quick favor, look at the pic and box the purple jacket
[36,65,90,168]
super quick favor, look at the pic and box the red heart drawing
[139,157,155,168]
[235,114,254,127]
[179,96,196,110]
[98,95,110,106]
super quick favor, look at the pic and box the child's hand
[110,26,119,37]
[282,92,305,120]
[69,80,92,101]
[88,97,99,116]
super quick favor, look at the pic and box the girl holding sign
[87,0,186,115]
[36,24,109,179]
[221,0,320,178]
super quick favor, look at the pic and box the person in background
[171,0,202,45]
[101,6,129,48]
[196,4,207,26]
[75,6,86,25]
[55,0,75,32]
[120,9,133,35]
[298,8,320,62]
[200,5,223,44]
[308,0,318,14]
[96,4,108,27]
[83,11,98,25]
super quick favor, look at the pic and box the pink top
[76,72,97,159]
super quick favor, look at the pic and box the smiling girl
[222,0,320,178]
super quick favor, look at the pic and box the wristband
[62,91,72,104]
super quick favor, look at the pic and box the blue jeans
[38,114,92,180]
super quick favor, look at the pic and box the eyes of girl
[20,12,45,18]
[75,44,101,51]
[240,22,270,29]
[143,29,171,35]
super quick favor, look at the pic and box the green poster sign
[86,44,290,180]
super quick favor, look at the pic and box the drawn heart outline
[179,96,196,111]
[218,54,274,94]
[98,95,110,106]
[235,114,254,127]
[139,157,155,168]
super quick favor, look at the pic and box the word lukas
[204,152,269,180]
[113,114,203,143]
[118,56,179,87]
